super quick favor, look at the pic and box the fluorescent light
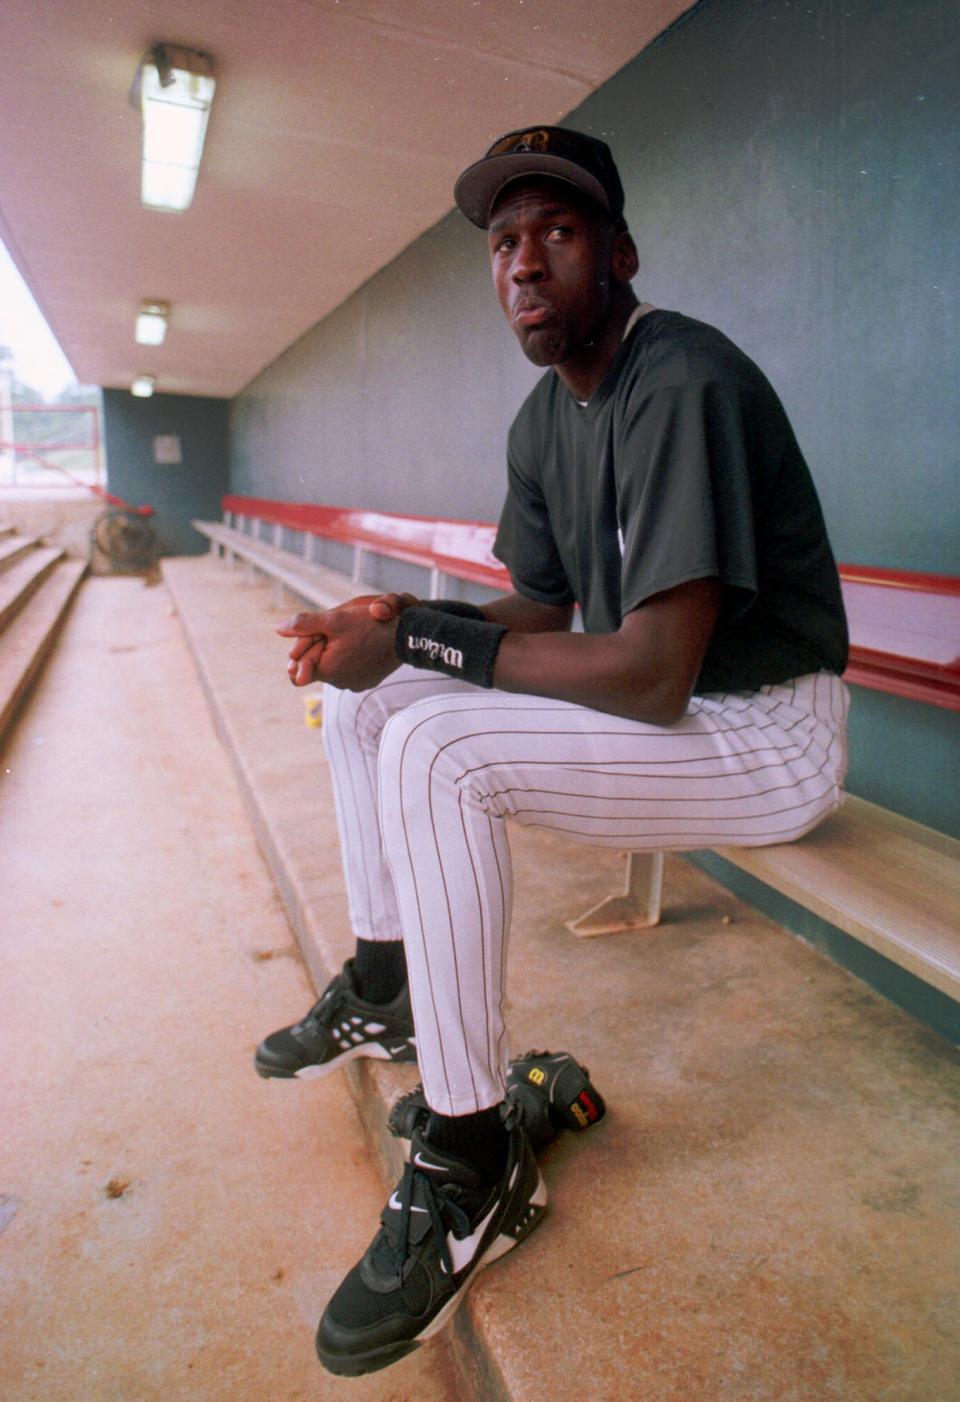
[131,375,156,398]
[135,301,169,345]
[138,46,216,213]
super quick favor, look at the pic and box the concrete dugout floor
[0,577,461,1401]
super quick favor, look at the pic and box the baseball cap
[454,125,626,230]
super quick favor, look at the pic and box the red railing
[222,495,960,711]
[839,567,960,709]
[222,494,510,591]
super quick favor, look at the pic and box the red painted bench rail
[839,570,960,710]
[222,495,959,711]
[222,494,511,590]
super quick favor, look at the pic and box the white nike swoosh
[444,1201,498,1275]
[413,1151,449,1171]
[389,1190,427,1214]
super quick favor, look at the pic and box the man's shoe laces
[379,1160,471,1281]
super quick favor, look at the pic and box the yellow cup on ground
[302,692,324,729]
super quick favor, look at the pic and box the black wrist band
[395,606,507,687]
[420,599,485,620]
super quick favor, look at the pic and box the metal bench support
[566,850,665,938]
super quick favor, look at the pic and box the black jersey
[494,309,848,694]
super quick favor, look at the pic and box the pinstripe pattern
[323,668,848,1116]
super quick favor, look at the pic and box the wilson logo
[406,634,464,669]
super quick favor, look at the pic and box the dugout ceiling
[0,0,693,399]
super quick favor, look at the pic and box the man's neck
[554,292,640,402]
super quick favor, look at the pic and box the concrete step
[0,558,86,740]
[164,553,960,1402]
[0,544,65,632]
[0,533,42,572]
[0,576,463,1400]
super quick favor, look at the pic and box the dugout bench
[193,494,960,1009]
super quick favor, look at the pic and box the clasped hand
[278,592,417,691]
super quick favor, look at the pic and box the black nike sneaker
[387,1049,605,1150]
[254,959,417,1080]
[316,1114,546,1376]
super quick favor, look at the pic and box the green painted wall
[229,0,958,838]
[592,0,958,578]
[845,685,957,837]
[102,390,230,557]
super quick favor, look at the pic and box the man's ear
[611,230,639,285]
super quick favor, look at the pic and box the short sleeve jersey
[493,310,848,694]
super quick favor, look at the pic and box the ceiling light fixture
[135,300,170,345]
[133,43,216,213]
[131,375,156,398]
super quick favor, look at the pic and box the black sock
[425,1105,508,1183]
[353,938,407,1005]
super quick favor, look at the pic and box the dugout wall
[101,390,230,558]
[227,0,959,837]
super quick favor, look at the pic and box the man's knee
[379,702,448,783]
[378,701,491,811]
[329,674,478,773]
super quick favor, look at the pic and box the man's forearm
[492,628,687,726]
[492,578,722,725]
[480,592,574,634]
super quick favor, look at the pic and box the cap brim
[453,153,611,229]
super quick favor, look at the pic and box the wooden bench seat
[193,498,960,1011]
[563,800,960,1005]
[717,797,960,1003]
[195,520,357,610]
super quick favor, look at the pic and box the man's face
[487,179,615,368]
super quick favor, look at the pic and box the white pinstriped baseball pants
[322,668,848,1116]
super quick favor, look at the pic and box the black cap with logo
[454,125,626,230]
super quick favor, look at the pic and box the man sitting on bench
[255,126,850,1377]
